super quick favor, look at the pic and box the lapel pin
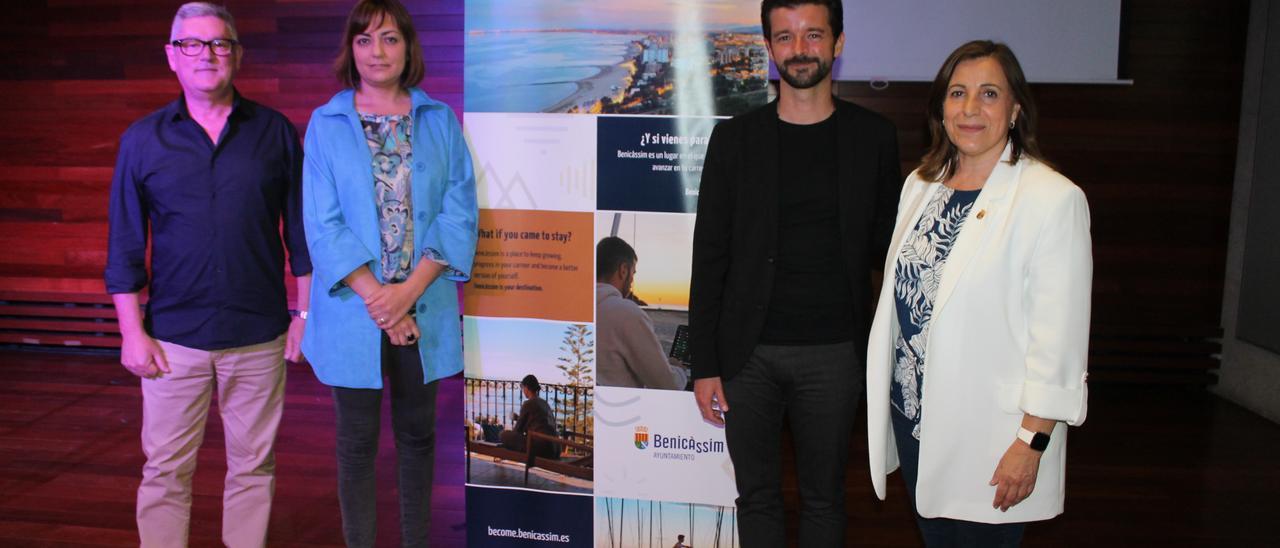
[976,209,986,220]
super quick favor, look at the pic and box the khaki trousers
[136,335,286,548]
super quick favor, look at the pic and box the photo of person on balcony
[463,318,594,492]
[596,236,692,391]
[499,375,559,458]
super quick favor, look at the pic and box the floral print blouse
[360,112,415,283]
[891,186,980,440]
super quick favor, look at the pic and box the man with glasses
[105,3,311,546]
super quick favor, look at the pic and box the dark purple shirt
[105,93,312,351]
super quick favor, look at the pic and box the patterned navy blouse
[891,186,981,439]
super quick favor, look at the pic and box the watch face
[1031,432,1050,452]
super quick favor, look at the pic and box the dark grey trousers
[332,336,438,548]
[723,341,861,548]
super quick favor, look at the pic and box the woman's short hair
[521,374,541,394]
[332,0,425,89]
[918,40,1048,182]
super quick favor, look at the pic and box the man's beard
[779,54,832,89]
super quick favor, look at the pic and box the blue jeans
[332,336,438,548]
[891,407,1025,547]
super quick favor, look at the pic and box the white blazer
[866,143,1092,523]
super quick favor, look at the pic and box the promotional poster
[464,0,762,545]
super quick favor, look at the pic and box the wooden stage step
[0,287,126,349]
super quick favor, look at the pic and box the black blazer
[689,99,902,381]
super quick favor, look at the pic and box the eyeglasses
[170,38,239,57]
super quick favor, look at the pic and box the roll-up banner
[464,1,766,546]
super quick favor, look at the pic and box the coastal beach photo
[595,497,741,548]
[465,0,769,115]
[464,317,595,494]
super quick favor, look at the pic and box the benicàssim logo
[634,426,649,450]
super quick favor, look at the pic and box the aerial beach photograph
[465,0,769,115]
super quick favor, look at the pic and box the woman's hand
[989,440,1041,511]
[365,282,420,328]
[383,314,421,346]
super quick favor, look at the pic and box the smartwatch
[289,309,309,320]
[1017,427,1050,452]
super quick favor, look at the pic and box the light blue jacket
[301,88,477,388]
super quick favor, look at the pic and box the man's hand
[365,283,419,328]
[990,439,1042,511]
[284,316,305,363]
[120,332,170,379]
[384,314,421,346]
[694,377,729,427]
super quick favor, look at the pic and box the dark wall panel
[836,0,1249,332]
[0,1,1252,376]
[0,0,465,284]
[1237,0,1280,354]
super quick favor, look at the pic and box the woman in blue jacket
[300,1,477,545]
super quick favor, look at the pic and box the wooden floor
[0,348,464,547]
[1,348,1278,547]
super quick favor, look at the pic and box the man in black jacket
[689,1,901,545]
